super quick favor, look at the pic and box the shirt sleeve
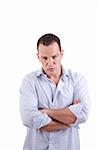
[20,75,52,129]
[68,74,90,127]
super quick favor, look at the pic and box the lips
[48,67,55,71]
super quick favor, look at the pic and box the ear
[60,50,64,56]
[36,52,39,59]
[36,52,41,63]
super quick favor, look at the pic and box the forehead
[38,42,60,56]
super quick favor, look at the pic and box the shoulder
[64,69,86,84]
[21,70,40,87]
[23,69,40,80]
[65,69,82,79]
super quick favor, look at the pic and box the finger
[73,99,80,104]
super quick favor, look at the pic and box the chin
[47,71,56,76]
[44,68,57,76]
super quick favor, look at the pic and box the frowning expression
[37,42,64,77]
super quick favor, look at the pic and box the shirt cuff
[32,113,52,129]
[68,103,83,127]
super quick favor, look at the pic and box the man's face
[37,42,64,77]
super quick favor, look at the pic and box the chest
[35,77,74,109]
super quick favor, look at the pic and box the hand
[39,108,49,114]
[39,120,70,132]
[73,99,80,104]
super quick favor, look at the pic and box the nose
[47,58,54,66]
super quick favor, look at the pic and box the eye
[52,55,58,59]
[43,57,48,60]
[41,57,48,62]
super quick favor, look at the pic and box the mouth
[48,67,56,71]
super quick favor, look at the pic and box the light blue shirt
[20,67,90,150]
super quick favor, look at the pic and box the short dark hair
[37,33,61,51]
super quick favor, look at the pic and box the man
[20,33,90,150]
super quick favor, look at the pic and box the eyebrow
[41,53,59,58]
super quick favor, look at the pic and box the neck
[49,67,62,85]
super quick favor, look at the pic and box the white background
[0,0,99,150]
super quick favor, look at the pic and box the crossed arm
[39,99,80,131]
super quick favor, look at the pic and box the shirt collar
[61,66,69,76]
[36,68,44,77]
[36,66,69,78]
